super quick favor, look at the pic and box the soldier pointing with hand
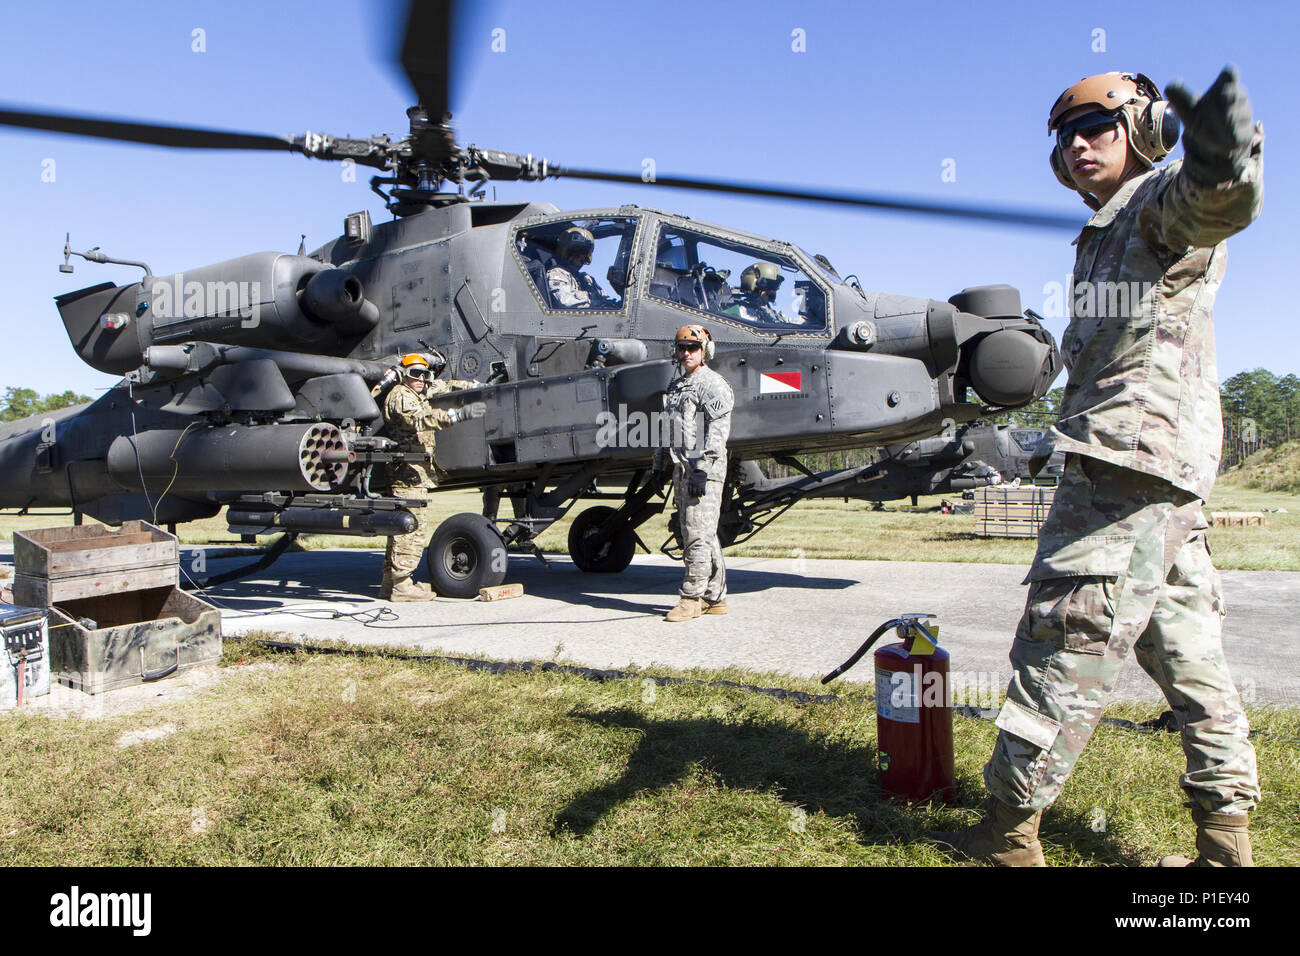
[932,67,1263,867]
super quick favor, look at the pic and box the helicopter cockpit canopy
[515,216,638,311]
[649,225,828,332]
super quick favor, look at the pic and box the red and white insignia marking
[759,371,802,394]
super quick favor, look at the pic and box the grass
[5,481,1297,572]
[1,638,1295,866]
[1220,439,1300,494]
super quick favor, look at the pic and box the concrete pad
[193,548,1299,707]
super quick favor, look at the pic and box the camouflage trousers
[985,454,1259,813]
[673,471,726,601]
[384,480,431,585]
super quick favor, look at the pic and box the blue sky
[1,0,1295,396]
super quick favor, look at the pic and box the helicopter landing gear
[425,512,508,599]
[567,505,637,573]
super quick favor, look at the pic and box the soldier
[660,325,734,622]
[725,262,787,324]
[932,69,1263,866]
[376,352,484,601]
[547,226,616,309]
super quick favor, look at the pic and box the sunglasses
[408,368,431,380]
[1056,111,1121,151]
[675,343,702,352]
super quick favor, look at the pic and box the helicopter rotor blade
[556,166,1082,231]
[395,0,459,164]
[0,106,299,153]
[399,0,452,120]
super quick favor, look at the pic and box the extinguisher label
[876,667,921,724]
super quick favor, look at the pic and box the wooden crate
[47,586,221,694]
[12,521,177,607]
[974,486,1056,538]
[1210,512,1266,528]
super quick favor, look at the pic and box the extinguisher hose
[821,619,898,684]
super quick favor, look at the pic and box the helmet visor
[1056,110,1121,151]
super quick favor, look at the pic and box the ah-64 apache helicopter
[0,2,1065,598]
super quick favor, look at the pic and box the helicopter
[0,1,1065,598]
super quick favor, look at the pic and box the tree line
[0,386,92,423]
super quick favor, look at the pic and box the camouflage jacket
[1036,128,1264,500]
[381,382,457,486]
[662,365,734,481]
[547,264,616,309]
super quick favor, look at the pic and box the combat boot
[665,597,703,622]
[380,567,393,600]
[1159,809,1253,867]
[929,798,1047,866]
[389,578,435,602]
[702,597,728,615]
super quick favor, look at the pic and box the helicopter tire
[426,512,508,599]
[568,506,637,573]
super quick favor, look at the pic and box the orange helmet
[400,349,446,377]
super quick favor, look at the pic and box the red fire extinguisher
[823,613,956,805]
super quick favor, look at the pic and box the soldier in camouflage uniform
[933,68,1262,866]
[375,352,484,601]
[660,325,734,622]
[547,226,617,309]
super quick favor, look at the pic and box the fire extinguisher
[823,613,956,805]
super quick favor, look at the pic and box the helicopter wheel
[567,506,636,573]
[426,513,508,599]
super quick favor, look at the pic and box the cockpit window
[1011,429,1045,453]
[648,226,828,332]
[516,217,637,311]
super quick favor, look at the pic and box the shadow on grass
[553,707,1144,865]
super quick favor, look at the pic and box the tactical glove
[687,467,708,498]
[1166,65,1255,185]
[447,401,487,424]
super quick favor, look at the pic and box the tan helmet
[740,261,784,294]
[674,324,714,360]
[1047,72,1181,206]
[556,226,595,262]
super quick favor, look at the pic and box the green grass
[3,481,1298,574]
[1,639,1295,866]
[1220,440,1300,494]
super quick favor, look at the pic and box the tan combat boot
[929,798,1047,866]
[702,597,728,615]
[1159,809,1253,867]
[380,567,393,600]
[389,578,435,602]
[665,597,704,622]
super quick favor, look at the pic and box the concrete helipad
[191,548,1300,706]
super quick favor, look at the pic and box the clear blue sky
[1,0,1295,396]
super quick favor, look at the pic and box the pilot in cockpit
[725,262,788,324]
[547,226,617,309]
